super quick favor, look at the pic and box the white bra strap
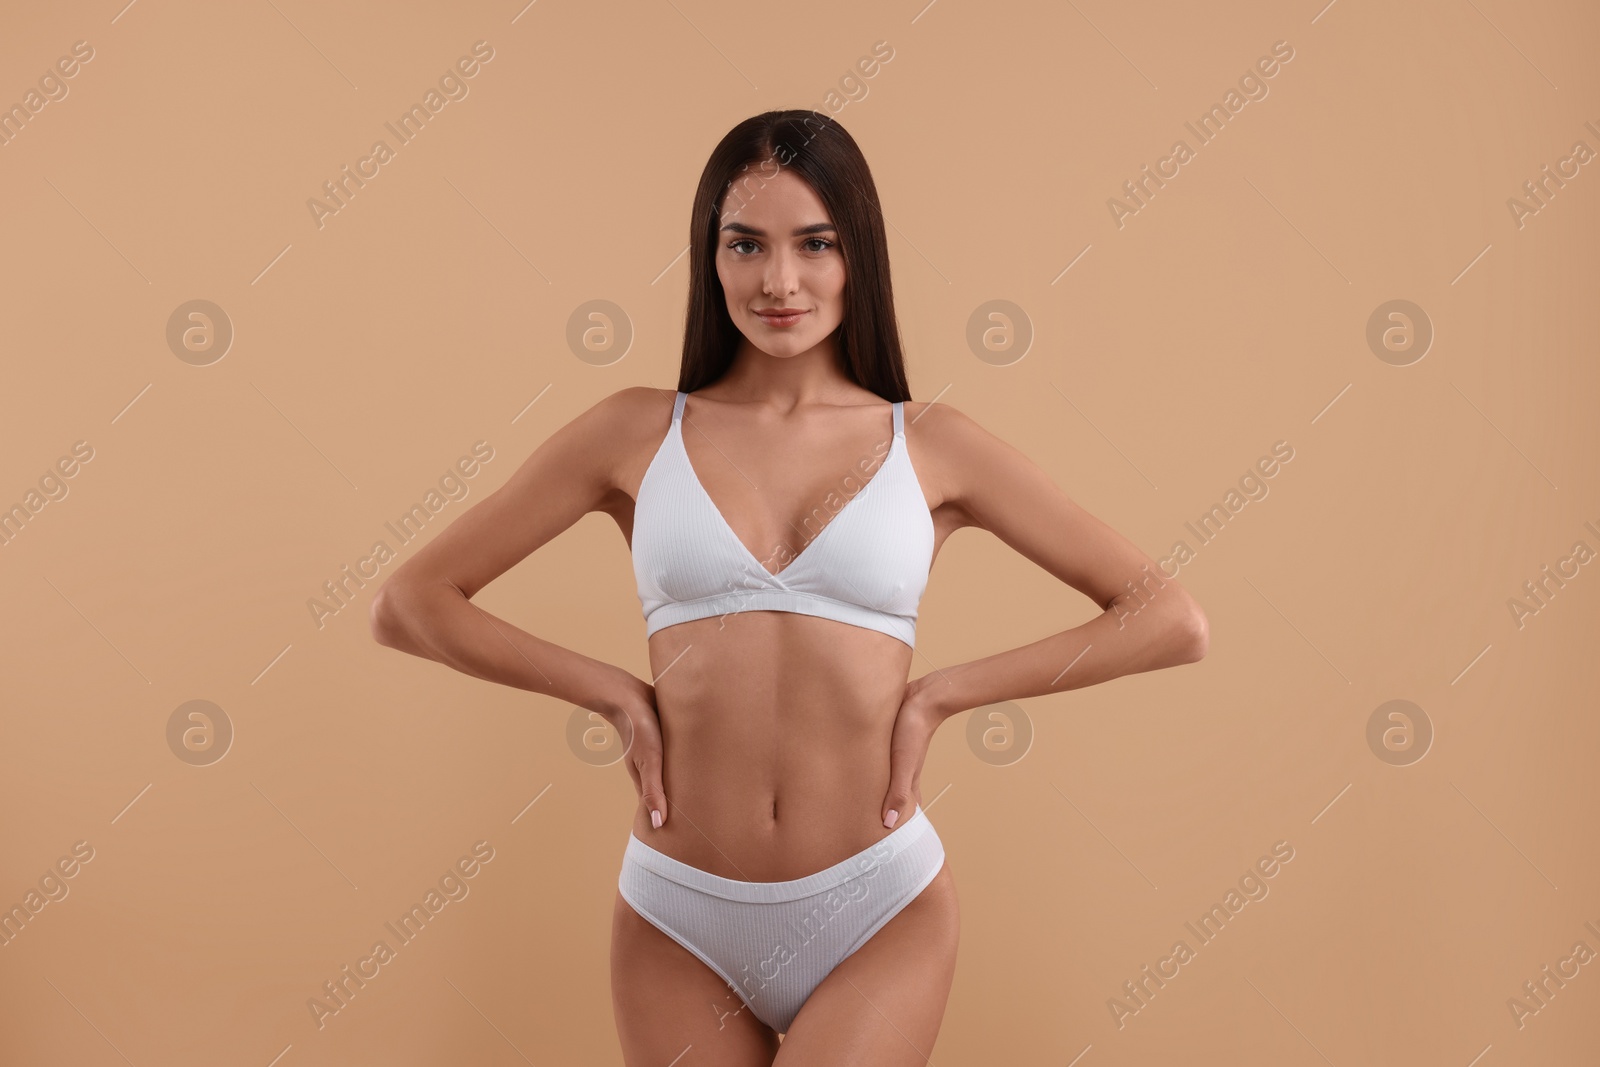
[672,391,687,422]
[892,400,904,437]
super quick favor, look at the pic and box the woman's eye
[725,237,833,256]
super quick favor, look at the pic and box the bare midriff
[631,609,920,883]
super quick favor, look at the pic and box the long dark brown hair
[677,110,911,402]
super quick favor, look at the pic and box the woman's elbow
[1177,605,1209,663]
[368,580,411,648]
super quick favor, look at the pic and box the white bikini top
[632,390,935,648]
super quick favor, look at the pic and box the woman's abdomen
[635,612,915,881]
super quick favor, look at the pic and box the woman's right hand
[597,674,669,829]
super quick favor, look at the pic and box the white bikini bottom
[616,804,946,1033]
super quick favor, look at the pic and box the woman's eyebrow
[718,221,837,236]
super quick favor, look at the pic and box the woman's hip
[614,805,948,1030]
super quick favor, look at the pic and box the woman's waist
[629,771,904,881]
[623,804,939,899]
[654,687,900,742]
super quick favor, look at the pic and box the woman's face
[715,166,846,362]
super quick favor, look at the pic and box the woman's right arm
[370,386,672,827]
[367,387,653,720]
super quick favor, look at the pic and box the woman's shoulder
[901,398,986,448]
[592,387,682,455]
[527,387,679,494]
[580,386,680,434]
[900,398,1037,509]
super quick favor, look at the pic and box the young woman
[370,110,1208,1065]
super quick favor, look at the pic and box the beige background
[2,0,1597,1063]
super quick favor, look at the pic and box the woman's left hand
[880,683,949,829]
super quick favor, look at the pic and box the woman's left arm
[879,401,1209,827]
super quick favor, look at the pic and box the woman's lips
[755,309,807,328]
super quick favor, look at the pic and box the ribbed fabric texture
[617,806,946,1033]
[632,391,936,648]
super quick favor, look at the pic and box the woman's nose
[763,250,799,295]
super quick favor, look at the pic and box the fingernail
[651,809,662,829]
[884,809,899,829]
